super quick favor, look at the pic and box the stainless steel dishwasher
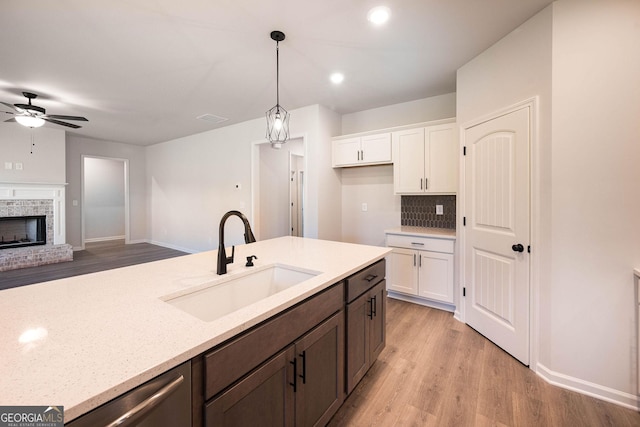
[66,361,191,426]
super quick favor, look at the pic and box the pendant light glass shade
[266,31,289,149]
[15,115,45,128]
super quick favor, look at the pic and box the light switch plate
[436,205,444,215]
[15,162,23,170]
[362,203,368,212]
[4,162,12,170]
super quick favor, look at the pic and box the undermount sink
[163,264,321,322]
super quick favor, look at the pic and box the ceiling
[0,0,553,146]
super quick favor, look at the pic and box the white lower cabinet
[386,232,455,308]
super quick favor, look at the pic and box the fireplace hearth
[0,215,46,249]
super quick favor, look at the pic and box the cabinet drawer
[204,282,344,400]
[386,234,454,254]
[346,259,385,303]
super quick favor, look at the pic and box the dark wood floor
[0,240,187,290]
[329,298,640,427]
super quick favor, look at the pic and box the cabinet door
[393,128,425,194]
[332,137,361,167]
[345,292,370,394]
[295,311,345,427]
[387,248,419,295]
[360,133,391,164]
[369,281,386,362]
[418,250,454,303]
[205,346,295,427]
[426,123,458,194]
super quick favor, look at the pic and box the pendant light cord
[276,40,280,109]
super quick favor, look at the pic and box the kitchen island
[0,236,390,423]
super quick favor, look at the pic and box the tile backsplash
[401,195,456,229]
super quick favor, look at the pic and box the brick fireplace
[0,183,72,272]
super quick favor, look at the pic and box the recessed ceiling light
[367,6,391,26]
[330,73,345,84]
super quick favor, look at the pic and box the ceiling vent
[197,114,228,125]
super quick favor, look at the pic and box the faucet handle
[227,245,235,263]
[245,255,258,267]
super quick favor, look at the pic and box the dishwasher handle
[105,374,184,427]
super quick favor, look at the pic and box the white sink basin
[163,264,321,322]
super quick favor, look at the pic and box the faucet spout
[217,210,256,275]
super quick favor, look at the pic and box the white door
[464,106,530,365]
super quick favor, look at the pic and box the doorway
[81,156,129,248]
[252,137,305,240]
[463,105,531,366]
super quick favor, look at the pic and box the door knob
[512,244,524,253]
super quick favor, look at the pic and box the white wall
[84,157,125,241]
[339,94,457,246]
[457,0,640,408]
[66,135,147,249]
[341,94,456,135]
[0,124,66,183]
[146,104,340,253]
[548,0,640,404]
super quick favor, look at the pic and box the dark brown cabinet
[193,259,387,426]
[197,284,345,427]
[205,311,344,427]
[345,260,386,394]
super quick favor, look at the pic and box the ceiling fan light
[15,116,45,128]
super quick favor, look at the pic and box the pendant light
[266,30,290,149]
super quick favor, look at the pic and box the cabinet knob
[512,243,524,253]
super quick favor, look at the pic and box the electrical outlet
[362,203,368,212]
[15,162,23,170]
[436,205,444,215]
[4,162,12,170]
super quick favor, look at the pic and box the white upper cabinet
[332,133,391,167]
[392,123,458,194]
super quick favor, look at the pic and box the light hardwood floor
[329,298,640,427]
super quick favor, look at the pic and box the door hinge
[528,245,531,253]
[463,146,466,156]
[463,287,466,297]
[463,217,466,226]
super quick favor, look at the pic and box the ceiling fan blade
[44,117,81,129]
[4,117,17,123]
[45,114,88,121]
[1,101,23,113]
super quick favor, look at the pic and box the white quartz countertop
[385,226,456,240]
[0,236,390,422]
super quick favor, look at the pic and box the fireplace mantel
[0,182,67,245]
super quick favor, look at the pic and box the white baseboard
[147,239,198,254]
[387,291,456,313]
[536,362,639,411]
[84,235,125,243]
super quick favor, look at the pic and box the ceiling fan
[1,92,88,129]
